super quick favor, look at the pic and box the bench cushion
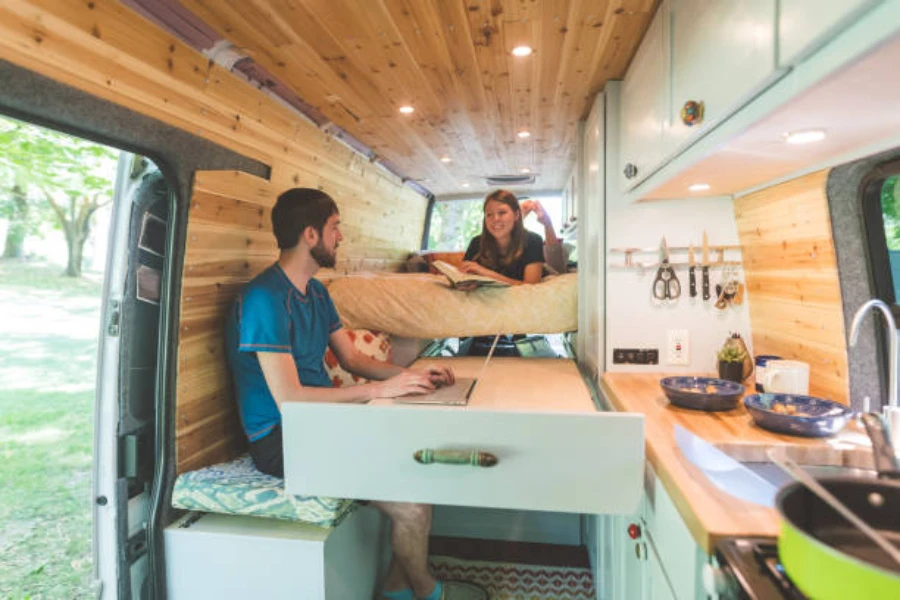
[172,455,358,527]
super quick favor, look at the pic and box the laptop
[393,333,501,406]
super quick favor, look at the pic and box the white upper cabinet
[779,0,881,66]
[668,0,781,149]
[620,3,670,191]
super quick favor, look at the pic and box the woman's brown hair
[474,189,527,269]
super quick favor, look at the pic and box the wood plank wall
[176,171,277,473]
[0,0,428,270]
[735,170,850,404]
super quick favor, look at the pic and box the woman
[457,190,547,357]
[458,189,545,286]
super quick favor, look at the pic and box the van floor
[429,537,594,600]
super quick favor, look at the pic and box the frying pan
[776,414,900,598]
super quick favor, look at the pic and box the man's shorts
[249,424,284,478]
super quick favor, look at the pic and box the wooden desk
[282,358,645,514]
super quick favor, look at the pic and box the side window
[426,199,483,251]
[426,196,565,251]
[880,175,900,298]
[863,164,900,309]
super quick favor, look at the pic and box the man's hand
[416,365,455,388]
[374,370,437,398]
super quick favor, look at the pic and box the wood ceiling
[176,0,657,197]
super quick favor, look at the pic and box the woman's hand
[522,199,552,227]
[457,261,490,276]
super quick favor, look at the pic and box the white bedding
[323,272,577,338]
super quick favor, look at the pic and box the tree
[0,115,118,276]
[427,199,484,250]
[882,176,900,250]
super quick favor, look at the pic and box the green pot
[717,361,743,383]
[776,479,900,599]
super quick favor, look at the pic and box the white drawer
[282,358,644,514]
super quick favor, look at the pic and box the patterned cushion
[172,455,358,527]
[323,328,392,387]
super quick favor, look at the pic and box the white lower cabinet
[595,463,713,600]
[645,539,678,600]
[592,511,644,600]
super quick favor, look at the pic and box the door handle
[414,449,498,467]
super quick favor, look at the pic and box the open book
[432,260,510,289]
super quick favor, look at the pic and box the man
[225,188,485,600]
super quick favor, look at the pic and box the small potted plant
[717,346,747,383]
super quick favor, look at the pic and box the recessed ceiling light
[517,131,531,139]
[511,45,533,57]
[688,183,711,192]
[783,129,826,144]
[461,183,470,188]
[399,105,415,114]
[520,167,531,174]
[440,156,452,163]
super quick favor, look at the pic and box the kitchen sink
[741,462,877,489]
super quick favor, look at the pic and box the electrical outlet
[667,329,690,365]
[612,348,659,365]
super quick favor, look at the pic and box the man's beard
[310,239,337,268]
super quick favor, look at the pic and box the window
[426,195,563,251]
[863,161,900,311]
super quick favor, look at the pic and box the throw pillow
[323,329,392,388]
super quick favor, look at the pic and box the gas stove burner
[715,537,807,599]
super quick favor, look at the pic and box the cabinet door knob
[413,449,498,467]
[623,163,639,179]
[681,100,705,126]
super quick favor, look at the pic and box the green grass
[0,258,98,599]
[0,258,103,296]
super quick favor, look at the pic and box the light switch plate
[667,329,690,365]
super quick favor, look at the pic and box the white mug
[762,360,810,395]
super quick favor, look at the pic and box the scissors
[653,237,681,300]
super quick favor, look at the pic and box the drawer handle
[413,449,498,467]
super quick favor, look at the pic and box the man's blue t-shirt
[225,264,342,442]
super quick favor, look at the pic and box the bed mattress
[323,272,577,338]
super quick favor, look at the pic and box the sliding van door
[94,157,173,600]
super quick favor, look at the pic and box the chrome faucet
[849,299,898,409]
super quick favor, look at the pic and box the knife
[701,231,710,301]
[688,245,697,297]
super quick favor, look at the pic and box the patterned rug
[429,555,595,600]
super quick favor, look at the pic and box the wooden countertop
[372,357,597,413]
[602,372,873,554]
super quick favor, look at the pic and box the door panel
[95,157,173,598]
[669,0,780,148]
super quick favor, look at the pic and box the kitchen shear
[653,237,681,300]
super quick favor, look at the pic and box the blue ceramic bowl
[659,376,745,412]
[744,393,854,437]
